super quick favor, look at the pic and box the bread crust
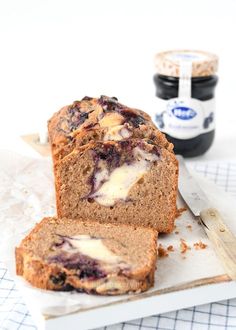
[48,96,173,164]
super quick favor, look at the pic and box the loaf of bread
[15,96,178,295]
[48,95,173,163]
[48,96,178,233]
[15,217,157,295]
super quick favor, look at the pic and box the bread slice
[55,139,178,233]
[15,217,157,295]
[48,96,173,163]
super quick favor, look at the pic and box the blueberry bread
[15,217,157,294]
[48,96,173,163]
[55,139,178,233]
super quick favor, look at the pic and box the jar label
[153,97,215,140]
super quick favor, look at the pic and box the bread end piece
[15,217,157,295]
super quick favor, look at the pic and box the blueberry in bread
[55,139,178,233]
[15,217,157,295]
[48,95,173,163]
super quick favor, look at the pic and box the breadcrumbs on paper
[186,225,192,231]
[193,241,207,250]
[176,207,187,219]
[180,238,191,254]
[167,245,174,252]
[158,244,169,258]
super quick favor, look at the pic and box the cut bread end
[16,217,157,295]
[55,139,178,233]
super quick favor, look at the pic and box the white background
[0,0,236,159]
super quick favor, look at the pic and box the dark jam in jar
[153,50,219,157]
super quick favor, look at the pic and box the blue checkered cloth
[1,161,236,330]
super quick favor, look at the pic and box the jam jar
[153,50,218,157]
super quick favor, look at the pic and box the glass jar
[153,50,219,157]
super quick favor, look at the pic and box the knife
[177,155,236,280]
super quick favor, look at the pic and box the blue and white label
[171,106,197,120]
[153,97,215,140]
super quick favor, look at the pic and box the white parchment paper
[1,150,236,318]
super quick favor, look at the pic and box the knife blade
[177,155,236,280]
[177,155,213,216]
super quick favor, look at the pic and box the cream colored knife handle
[200,208,236,280]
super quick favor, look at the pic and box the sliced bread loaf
[16,217,157,295]
[55,139,178,233]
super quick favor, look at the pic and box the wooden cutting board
[21,133,51,157]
